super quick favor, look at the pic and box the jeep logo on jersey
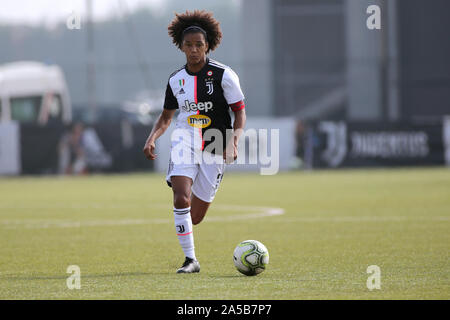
[187,114,211,128]
[183,100,213,112]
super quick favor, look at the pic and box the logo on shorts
[187,114,211,128]
[214,173,224,190]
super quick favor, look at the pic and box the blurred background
[0,0,449,176]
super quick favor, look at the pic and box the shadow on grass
[210,274,250,279]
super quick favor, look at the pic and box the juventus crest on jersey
[163,58,245,153]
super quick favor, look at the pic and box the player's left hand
[143,139,157,160]
[224,143,238,164]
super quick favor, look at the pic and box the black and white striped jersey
[163,58,245,153]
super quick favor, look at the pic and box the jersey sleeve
[163,81,178,110]
[221,68,245,105]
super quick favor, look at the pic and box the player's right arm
[143,79,179,160]
[143,108,176,160]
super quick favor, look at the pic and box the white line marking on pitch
[276,216,450,223]
[0,205,285,229]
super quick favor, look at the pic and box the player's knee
[174,194,190,209]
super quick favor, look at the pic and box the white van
[0,61,71,125]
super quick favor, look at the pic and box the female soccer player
[143,10,246,273]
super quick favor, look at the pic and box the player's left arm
[231,106,246,148]
[222,68,246,163]
[224,101,246,163]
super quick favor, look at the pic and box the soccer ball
[233,240,269,276]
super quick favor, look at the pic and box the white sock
[173,207,196,260]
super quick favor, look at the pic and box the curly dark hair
[168,10,222,53]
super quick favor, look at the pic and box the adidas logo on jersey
[178,88,185,95]
[183,100,213,112]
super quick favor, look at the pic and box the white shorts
[166,144,226,203]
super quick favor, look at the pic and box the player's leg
[169,175,201,273]
[190,194,210,225]
[191,153,225,224]
[171,175,193,209]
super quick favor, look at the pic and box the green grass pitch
[0,167,449,299]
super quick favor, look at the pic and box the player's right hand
[143,140,157,160]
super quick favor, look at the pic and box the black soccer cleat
[176,257,200,274]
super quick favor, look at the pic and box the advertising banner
[309,121,446,168]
